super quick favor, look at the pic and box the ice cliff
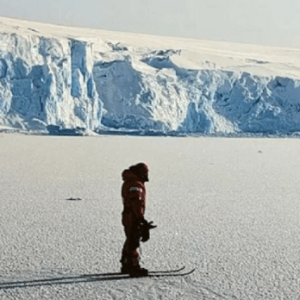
[1,17,300,136]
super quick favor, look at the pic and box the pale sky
[1,0,300,48]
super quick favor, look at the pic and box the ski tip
[172,268,195,277]
[172,266,185,273]
[150,266,185,275]
[186,268,196,275]
[148,267,195,278]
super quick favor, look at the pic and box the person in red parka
[120,163,155,276]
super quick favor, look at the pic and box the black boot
[120,256,131,274]
[129,264,148,277]
[121,263,132,274]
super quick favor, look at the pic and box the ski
[149,266,185,274]
[132,268,195,278]
[86,266,185,277]
[0,267,194,289]
[78,266,185,279]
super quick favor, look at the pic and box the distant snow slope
[1,16,300,135]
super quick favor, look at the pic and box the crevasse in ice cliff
[1,29,300,135]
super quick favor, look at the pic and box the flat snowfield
[1,134,300,299]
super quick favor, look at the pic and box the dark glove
[131,218,157,248]
[140,220,157,242]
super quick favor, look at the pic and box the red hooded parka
[120,164,148,266]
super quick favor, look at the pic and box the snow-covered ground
[1,134,300,299]
[2,17,300,135]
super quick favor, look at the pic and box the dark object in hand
[131,218,157,248]
[140,220,157,242]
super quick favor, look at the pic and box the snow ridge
[1,18,300,135]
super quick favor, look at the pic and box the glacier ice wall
[0,33,102,131]
[1,29,300,135]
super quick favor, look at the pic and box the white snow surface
[2,17,300,135]
[1,134,300,299]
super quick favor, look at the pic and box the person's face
[139,172,149,182]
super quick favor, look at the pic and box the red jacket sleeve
[130,196,145,219]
